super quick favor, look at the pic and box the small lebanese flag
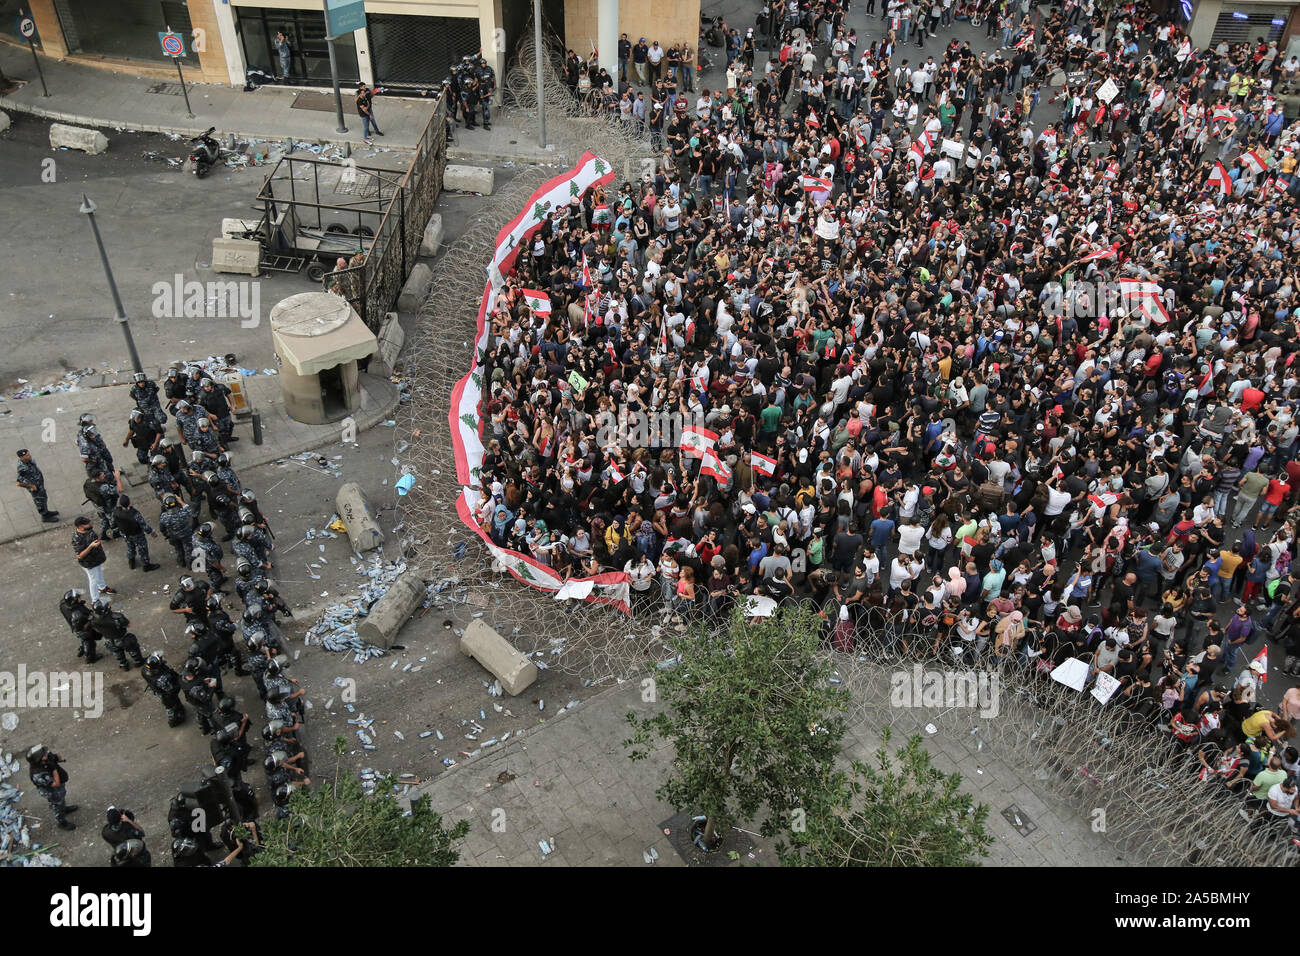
[919,164,935,182]
[580,251,592,288]
[1103,161,1119,181]
[855,127,867,149]
[1210,104,1235,124]
[1015,32,1034,50]
[807,108,820,129]
[680,424,718,458]
[700,448,732,486]
[607,459,626,483]
[1253,645,1269,685]
[1207,161,1230,199]
[591,203,611,225]
[802,175,833,193]
[1240,149,1268,175]
[1078,243,1118,263]
[751,451,778,477]
[1273,176,1291,194]
[521,289,552,315]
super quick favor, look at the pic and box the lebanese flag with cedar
[607,459,626,483]
[521,289,552,315]
[1240,149,1268,175]
[699,448,733,486]
[1207,161,1230,200]
[1078,242,1119,263]
[1118,278,1170,325]
[802,175,833,192]
[751,451,778,477]
[680,424,718,458]
[807,108,821,129]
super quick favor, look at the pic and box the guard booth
[269,292,377,425]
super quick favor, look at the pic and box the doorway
[319,365,348,419]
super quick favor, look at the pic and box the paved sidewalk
[415,680,1129,867]
[0,41,438,150]
[0,372,398,544]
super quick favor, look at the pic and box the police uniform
[130,376,167,427]
[112,497,157,570]
[60,592,100,662]
[160,499,198,567]
[142,655,186,726]
[232,536,263,570]
[91,603,147,670]
[163,370,189,412]
[182,673,218,735]
[477,59,496,128]
[16,451,57,521]
[192,529,228,591]
[191,421,222,456]
[216,462,242,496]
[210,491,242,540]
[174,407,202,446]
[83,473,119,538]
[461,76,480,129]
[27,748,77,830]
[77,428,114,477]
[199,382,237,444]
[124,414,162,465]
[149,460,184,503]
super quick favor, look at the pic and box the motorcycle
[189,126,220,179]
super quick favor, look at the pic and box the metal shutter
[1209,6,1289,45]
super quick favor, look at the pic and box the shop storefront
[48,0,196,66]
[232,4,359,85]
[1187,0,1297,49]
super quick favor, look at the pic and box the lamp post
[79,195,143,374]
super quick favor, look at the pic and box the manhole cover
[1001,804,1036,837]
[146,82,185,95]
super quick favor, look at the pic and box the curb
[2,373,401,548]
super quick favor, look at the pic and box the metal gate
[323,92,449,331]
[1209,6,1289,45]
[367,12,482,90]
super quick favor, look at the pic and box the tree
[252,737,470,867]
[777,729,992,867]
[625,605,847,849]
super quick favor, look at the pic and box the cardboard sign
[1097,78,1120,104]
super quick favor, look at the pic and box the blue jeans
[1223,640,1244,673]
[361,110,381,138]
[1213,490,1230,516]
[698,173,713,197]
[1211,576,1230,601]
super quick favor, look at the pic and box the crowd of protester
[476,0,1300,839]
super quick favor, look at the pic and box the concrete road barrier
[396,263,432,312]
[49,122,108,155]
[459,619,538,696]
[356,573,426,648]
[444,164,494,195]
[212,237,261,276]
[420,213,444,257]
[335,482,384,553]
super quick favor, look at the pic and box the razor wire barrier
[387,15,1296,868]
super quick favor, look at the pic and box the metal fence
[324,92,448,332]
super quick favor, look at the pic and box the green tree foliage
[625,606,847,848]
[252,737,470,867]
[778,729,992,867]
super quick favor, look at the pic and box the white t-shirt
[898,524,925,555]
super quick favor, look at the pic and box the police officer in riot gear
[174,399,202,446]
[142,652,187,727]
[27,745,77,830]
[210,485,242,541]
[122,409,162,465]
[234,560,264,608]
[171,575,213,622]
[112,493,160,572]
[182,663,220,735]
[148,454,185,504]
[82,467,119,540]
[476,54,496,129]
[255,579,294,621]
[130,371,167,427]
[160,494,198,567]
[90,599,147,670]
[191,416,224,457]
[60,588,101,663]
[215,453,241,495]
[101,806,145,854]
[77,421,114,477]
[163,365,189,413]
[192,522,228,592]
[111,837,152,867]
[198,377,238,444]
[206,595,248,674]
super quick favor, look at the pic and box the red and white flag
[1210,104,1235,124]
[1015,32,1034,50]
[855,127,868,149]
[580,251,593,288]
[1253,646,1269,685]
[1240,149,1268,175]
[806,108,821,129]
[521,288,552,315]
[751,451,778,477]
[607,459,626,483]
[1103,161,1119,181]
[699,448,733,487]
[680,424,718,459]
[1207,161,1231,200]
[1118,279,1170,326]
[801,175,833,193]
[1077,242,1118,264]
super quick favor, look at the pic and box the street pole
[79,195,143,375]
[323,5,348,134]
[534,0,546,149]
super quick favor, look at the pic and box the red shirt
[1241,387,1266,412]
[1265,478,1291,506]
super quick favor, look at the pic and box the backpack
[975,480,1005,511]
[83,477,105,508]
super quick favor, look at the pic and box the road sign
[324,0,366,37]
[17,14,36,40]
[159,31,186,58]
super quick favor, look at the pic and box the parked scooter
[189,127,220,179]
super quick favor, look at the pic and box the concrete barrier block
[335,482,384,553]
[212,237,261,277]
[459,619,538,696]
[49,122,108,155]
[396,263,433,312]
[444,164,494,195]
[373,312,405,375]
[419,213,444,257]
[356,573,426,648]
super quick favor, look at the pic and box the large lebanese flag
[1207,161,1230,200]
[751,451,778,477]
[1240,149,1269,175]
[680,424,718,459]
[1078,242,1119,264]
[1118,279,1170,325]
[521,288,552,315]
[699,448,733,486]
